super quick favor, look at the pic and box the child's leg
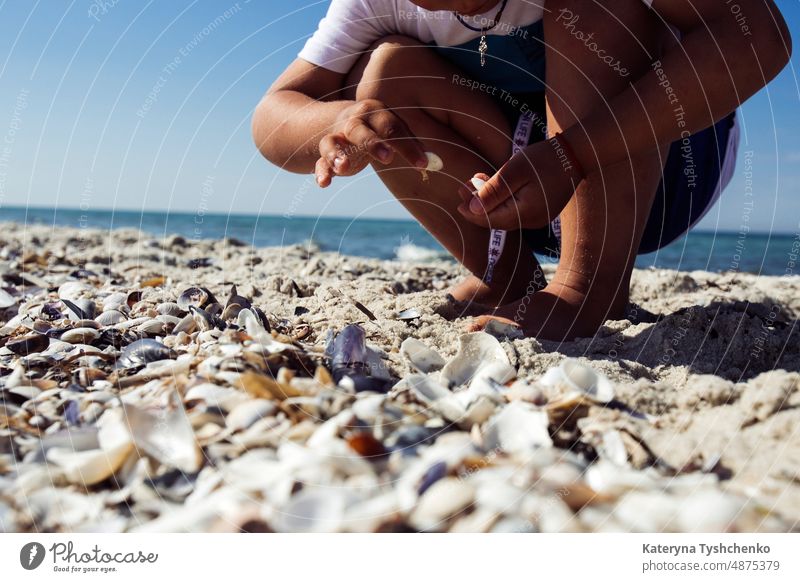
[477,0,673,339]
[341,36,545,307]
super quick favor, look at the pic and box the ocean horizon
[1,204,797,276]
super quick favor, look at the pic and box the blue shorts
[435,21,739,257]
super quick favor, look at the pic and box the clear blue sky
[0,0,798,232]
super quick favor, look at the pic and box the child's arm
[252,59,427,184]
[463,0,791,228]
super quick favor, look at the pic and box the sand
[1,222,798,530]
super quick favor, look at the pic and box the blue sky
[0,0,798,232]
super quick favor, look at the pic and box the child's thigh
[341,35,513,167]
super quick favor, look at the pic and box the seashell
[505,380,546,405]
[136,319,165,335]
[184,384,249,412]
[483,318,524,340]
[440,332,510,388]
[45,408,134,486]
[58,281,89,301]
[674,489,745,533]
[483,401,553,455]
[400,338,445,374]
[409,477,474,531]
[172,314,197,335]
[274,488,351,533]
[220,303,242,322]
[157,302,184,317]
[205,302,223,317]
[396,308,422,321]
[60,327,100,345]
[226,285,251,310]
[225,399,277,432]
[122,396,203,473]
[177,286,215,311]
[424,152,443,172]
[95,310,127,326]
[0,288,18,309]
[541,359,615,404]
[118,338,176,368]
[62,298,97,320]
[238,308,293,354]
[5,333,50,356]
[189,305,217,332]
[470,177,486,192]
[101,292,127,311]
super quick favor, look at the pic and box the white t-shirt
[299,0,654,75]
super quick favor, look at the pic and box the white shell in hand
[425,152,444,172]
[470,177,486,192]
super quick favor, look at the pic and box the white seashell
[675,489,744,533]
[184,384,248,412]
[440,332,510,388]
[409,477,474,531]
[424,152,443,172]
[60,327,100,344]
[0,288,17,309]
[505,380,546,404]
[483,318,524,340]
[225,399,277,432]
[121,396,203,473]
[95,310,126,326]
[540,358,615,403]
[584,460,660,495]
[612,491,681,532]
[172,314,197,335]
[238,308,293,354]
[58,281,89,301]
[483,401,552,455]
[400,338,445,374]
[136,319,165,335]
[101,292,127,311]
[274,488,352,533]
[157,302,184,317]
[45,408,134,486]
[470,177,486,192]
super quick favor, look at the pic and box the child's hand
[457,139,582,230]
[315,99,428,187]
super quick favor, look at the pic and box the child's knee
[345,35,430,103]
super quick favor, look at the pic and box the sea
[1,206,798,276]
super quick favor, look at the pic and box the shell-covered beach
[1,223,798,533]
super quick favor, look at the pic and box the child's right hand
[315,99,428,187]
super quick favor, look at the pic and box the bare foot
[447,266,546,308]
[468,281,627,341]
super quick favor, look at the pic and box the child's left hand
[457,139,582,231]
